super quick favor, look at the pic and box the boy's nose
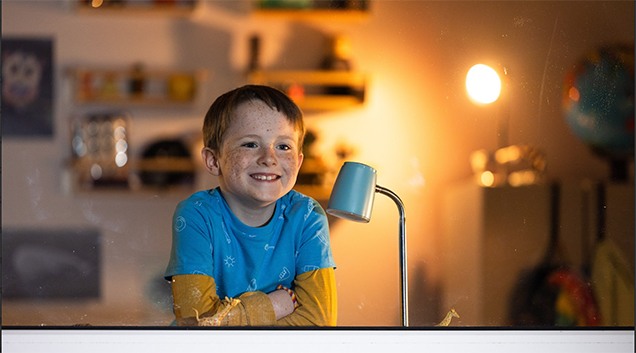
[258,146,277,166]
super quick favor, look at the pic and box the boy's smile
[202,99,304,226]
[251,173,279,181]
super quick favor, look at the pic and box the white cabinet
[441,180,634,326]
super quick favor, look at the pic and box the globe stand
[608,158,630,183]
[591,146,633,183]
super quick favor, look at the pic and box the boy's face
[202,99,304,211]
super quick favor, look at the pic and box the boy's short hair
[202,85,305,151]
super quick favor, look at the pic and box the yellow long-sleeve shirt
[171,267,337,326]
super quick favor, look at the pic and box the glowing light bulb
[466,64,502,104]
[479,171,495,187]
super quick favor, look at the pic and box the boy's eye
[242,142,258,148]
[277,144,292,151]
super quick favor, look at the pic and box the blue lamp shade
[326,162,377,222]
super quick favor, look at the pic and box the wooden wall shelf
[249,70,366,111]
[68,67,207,107]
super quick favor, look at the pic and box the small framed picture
[2,37,54,137]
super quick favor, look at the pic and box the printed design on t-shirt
[175,216,186,232]
[316,228,329,246]
[194,200,203,207]
[223,255,235,268]
[304,201,314,221]
[278,267,291,281]
[246,278,257,292]
[303,265,319,272]
[264,243,275,251]
[221,221,231,244]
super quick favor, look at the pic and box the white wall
[2,0,633,326]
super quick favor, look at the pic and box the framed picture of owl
[2,37,54,137]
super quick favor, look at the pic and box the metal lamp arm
[376,184,409,327]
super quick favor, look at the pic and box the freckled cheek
[280,153,301,171]
[222,150,251,177]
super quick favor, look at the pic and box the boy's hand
[268,286,297,320]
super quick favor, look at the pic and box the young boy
[165,85,337,326]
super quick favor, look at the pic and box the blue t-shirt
[165,188,335,298]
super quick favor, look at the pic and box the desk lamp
[326,161,409,326]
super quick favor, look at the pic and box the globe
[563,44,634,162]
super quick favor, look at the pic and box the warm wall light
[326,161,409,326]
[465,64,502,105]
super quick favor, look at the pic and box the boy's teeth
[253,174,276,181]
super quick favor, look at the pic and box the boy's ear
[201,147,221,176]
[297,152,304,171]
